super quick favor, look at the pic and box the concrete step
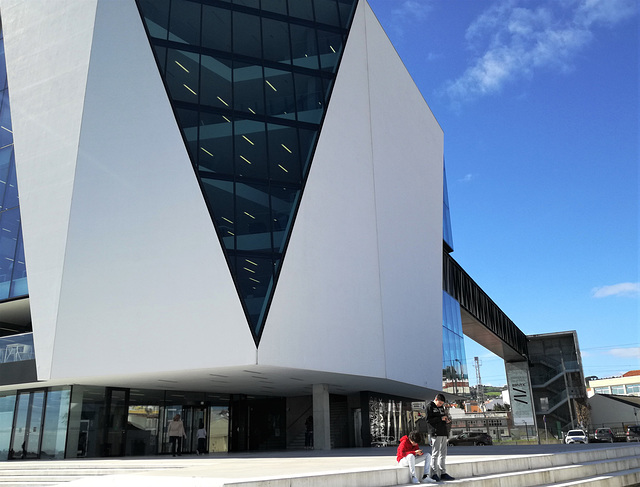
[537,467,640,487]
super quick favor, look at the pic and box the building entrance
[181,405,207,454]
[8,389,44,459]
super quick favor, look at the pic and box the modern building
[0,0,530,461]
[588,371,640,397]
[528,331,588,437]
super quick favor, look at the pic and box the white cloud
[591,282,640,298]
[387,1,434,39]
[458,173,474,183]
[607,347,640,358]
[444,0,638,104]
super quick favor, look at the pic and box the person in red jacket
[396,431,436,484]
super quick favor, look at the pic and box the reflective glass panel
[41,387,70,459]
[137,0,170,39]
[168,0,201,45]
[262,18,291,65]
[0,391,16,460]
[202,5,231,52]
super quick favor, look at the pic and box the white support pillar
[313,383,331,450]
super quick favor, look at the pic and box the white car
[565,429,589,444]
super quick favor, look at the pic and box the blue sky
[367,0,639,386]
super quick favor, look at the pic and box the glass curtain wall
[135,0,358,343]
[0,19,27,301]
[442,291,468,397]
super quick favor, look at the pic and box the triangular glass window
[0,21,27,300]
[136,0,358,344]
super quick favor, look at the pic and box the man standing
[426,394,455,482]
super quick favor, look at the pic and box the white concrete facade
[0,0,443,399]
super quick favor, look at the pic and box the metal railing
[0,332,35,364]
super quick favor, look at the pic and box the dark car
[594,428,615,443]
[447,432,492,446]
[627,425,640,442]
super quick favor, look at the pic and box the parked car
[594,428,615,443]
[447,432,493,446]
[627,425,640,442]
[565,429,588,444]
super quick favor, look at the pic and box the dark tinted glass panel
[200,55,232,110]
[198,112,233,176]
[315,0,340,26]
[233,12,262,59]
[298,127,318,173]
[264,67,294,119]
[234,0,259,7]
[233,62,264,115]
[235,181,272,252]
[267,123,301,184]
[288,0,314,21]
[3,158,18,210]
[234,119,268,180]
[176,108,199,160]
[338,0,357,28]
[0,208,19,300]
[290,24,319,69]
[262,18,291,65]
[0,147,12,209]
[202,5,231,53]
[317,29,342,71]
[294,73,323,123]
[9,224,26,298]
[168,0,201,45]
[138,0,170,39]
[261,0,287,15]
[270,185,299,252]
[136,0,358,342]
[153,45,167,75]
[166,49,200,104]
[201,178,235,250]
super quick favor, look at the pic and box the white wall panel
[259,1,387,377]
[0,0,99,379]
[47,0,255,379]
[365,6,443,390]
[260,3,443,393]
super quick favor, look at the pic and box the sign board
[505,361,536,427]
[411,402,426,411]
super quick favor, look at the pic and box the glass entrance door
[182,406,207,454]
[104,388,128,457]
[9,390,44,459]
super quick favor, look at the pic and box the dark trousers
[197,437,206,453]
[169,436,182,456]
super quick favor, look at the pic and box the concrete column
[313,383,331,450]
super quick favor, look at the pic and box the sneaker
[440,473,455,481]
[421,476,438,484]
[430,474,440,482]
[411,477,420,484]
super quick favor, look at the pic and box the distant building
[449,407,511,439]
[587,371,640,397]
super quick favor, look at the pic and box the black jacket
[426,401,449,436]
